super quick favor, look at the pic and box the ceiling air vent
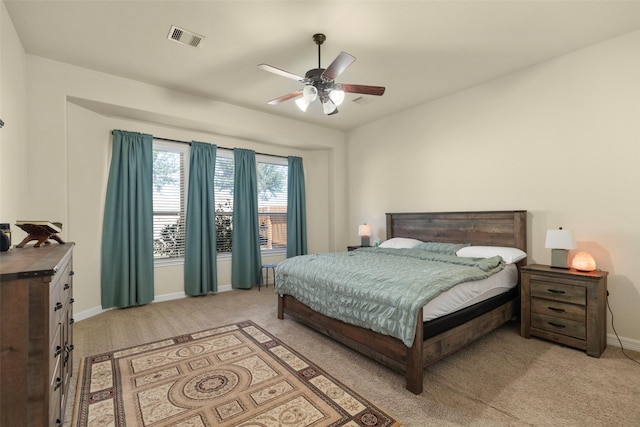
[168,25,204,48]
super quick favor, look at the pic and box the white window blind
[214,152,234,253]
[152,141,188,261]
[151,142,288,258]
[256,155,288,250]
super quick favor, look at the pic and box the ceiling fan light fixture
[295,97,311,112]
[329,87,345,106]
[302,85,318,102]
[322,98,338,115]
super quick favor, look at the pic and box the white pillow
[379,237,423,249]
[456,246,527,264]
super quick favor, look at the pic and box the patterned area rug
[71,320,401,426]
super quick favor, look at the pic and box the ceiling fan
[258,33,385,115]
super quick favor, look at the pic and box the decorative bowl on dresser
[520,263,608,357]
[0,243,75,426]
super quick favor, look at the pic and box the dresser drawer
[531,297,585,323]
[49,264,72,345]
[532,312,586,340]
[530,279,585,305]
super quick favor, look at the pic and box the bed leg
[406,309,424,394]
[277,295,284,319]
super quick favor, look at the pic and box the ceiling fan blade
[321,52,355,80]
[341,84,386,96]
[267,90,303,105]
[258,64,305,82]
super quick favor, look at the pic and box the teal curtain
[101,130,154,309]
[287,156,308,257]
[231,148,261,289]
[184,141,218,296]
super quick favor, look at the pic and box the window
[214,151,288,253]
[256,154,288,251]
[152,141,188,261]
[151,141,288,259]
[214,152,234,253]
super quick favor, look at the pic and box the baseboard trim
[74,284,233,322]
[608,333,640,353]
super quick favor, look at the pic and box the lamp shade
[295,97,310,112]
[358,224,372,237]
[302,85,318,102]
[545,228,576,249]
[322,98,337,115]
[572,252,596,272]
[329,87,345,106]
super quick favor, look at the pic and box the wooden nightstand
[520,264,608,357]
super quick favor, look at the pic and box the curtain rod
[153,136,288,160]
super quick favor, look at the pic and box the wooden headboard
[386,210,527,253]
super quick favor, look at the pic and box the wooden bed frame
[277,210,527,394]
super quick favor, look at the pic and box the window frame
[256,153,288,254]
[152,140,189,266]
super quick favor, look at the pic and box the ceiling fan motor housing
[305,68,338,99]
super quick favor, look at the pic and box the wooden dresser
[0,243,75,426]
[520,263,608,357]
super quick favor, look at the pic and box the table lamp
[545,227,575,269]
[358,224,372,247]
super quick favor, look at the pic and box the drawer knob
[70,318,75,325]
[64,283,70,290]
[54,345,62,357]
[70,298,75,304]
[54,377,63,390]
[54,302,63,311]
[548,322,566,329]
[548,306,566,313]
[547,289,566,294]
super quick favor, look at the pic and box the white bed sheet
[422,263,518,321]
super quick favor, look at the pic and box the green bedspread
[274,247,505,347]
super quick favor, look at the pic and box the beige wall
[348,30,640,346]
[0,2,28,227]
[17,54,346,317]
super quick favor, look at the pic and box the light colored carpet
[65,288,640,426]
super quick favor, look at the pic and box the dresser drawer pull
[65,344,75,363]
[548,306,566,313]
[54,377,63,391]
[70,318,75,325]
[64,283,70,290]
[548,322,566,329]
[54,345,63,357]
[70,297,75,304]
[56,418,63,426]
[70,270,75,276]
[54,302,63,311]
[547,289,566,294]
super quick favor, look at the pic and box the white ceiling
[6,1,640,131]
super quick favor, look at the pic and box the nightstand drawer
[531,297,585,323]
[530,279,585,305]
[532,312,586,340]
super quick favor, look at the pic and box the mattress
[422,263,518,321]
